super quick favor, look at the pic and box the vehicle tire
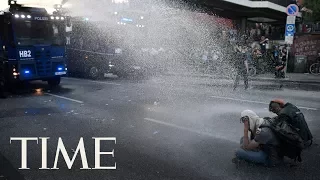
[309,63,320,75]
[0,80,7,99]
[88,66,100,79]
[48,77,61,87]
[7,80,24,94]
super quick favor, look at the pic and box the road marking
[64,77,121,86]
[210,96,318,111]
[44,93,84,104]
[143,118,237,142]
[87,80,121,86]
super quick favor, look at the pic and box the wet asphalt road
[0,76,320,180]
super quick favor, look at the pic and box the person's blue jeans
[235,137,269,165]
[245,52,252,63]
[235,148,268,164]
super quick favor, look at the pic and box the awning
[189,0,288,24]
[221,0,286,13]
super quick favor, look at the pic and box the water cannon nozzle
[8,0,17,5]
[54,4,63,10]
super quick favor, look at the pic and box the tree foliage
[303,0,320,22]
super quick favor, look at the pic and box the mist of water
[66,0,237,78]
[64,0,247,147]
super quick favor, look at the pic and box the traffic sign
[284,15,296,45]
[286,16,296,24]
[285,31,294,37]
[285,36,294,44]
[286,4,299,16]
[286,24,295,33]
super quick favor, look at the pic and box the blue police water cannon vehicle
[0,0,71,87]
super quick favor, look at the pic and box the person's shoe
[232,157,246,167]
[232,157,239,164]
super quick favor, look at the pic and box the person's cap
[271,99,285,106]
[269,99,285,111]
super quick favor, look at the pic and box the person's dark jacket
[275,103,313,144]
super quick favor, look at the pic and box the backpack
[260,117,305,162]
[293,111,313,147]
[280,103,313,146]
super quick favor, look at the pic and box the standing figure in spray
[233,40,249,90]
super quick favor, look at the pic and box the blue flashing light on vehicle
[24,70,30,74]
[58,67,63,71]
[121,18,133,22]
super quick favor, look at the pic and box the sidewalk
[164,72,320,84]
[162,71,320,90]
[252,73,320,84]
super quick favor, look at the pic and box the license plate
[133,66,141,70]
[55,71,67,75]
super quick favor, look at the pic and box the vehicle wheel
[310,63,320,75]
[89,66,100,79]
[48,77,61,87]
[0,80,7,99]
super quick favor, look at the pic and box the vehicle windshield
[13,20,65,46]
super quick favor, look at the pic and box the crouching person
[233,110,282,167]
[269,99,313,147]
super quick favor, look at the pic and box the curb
[163,73,320,85]
[249,77,320,85]
[162,73,320,90]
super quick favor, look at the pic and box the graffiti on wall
[292,35,320,57]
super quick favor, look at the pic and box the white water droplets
[65,0,234,82]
